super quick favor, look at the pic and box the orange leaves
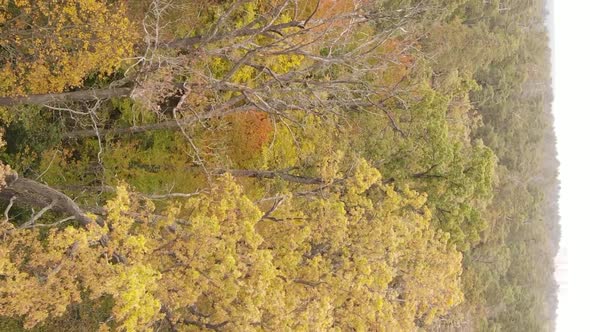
[379,39,415,65]
[371,38,416,88]
[290,0,371,36]
[312,0,370,20]
[226,110,273,165]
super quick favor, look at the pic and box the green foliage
[347,84,496,250]
[0,106,62,175]
[110,98,157,127]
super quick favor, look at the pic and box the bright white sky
[553,2,590,331]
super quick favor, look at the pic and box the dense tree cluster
[0,0,557,331]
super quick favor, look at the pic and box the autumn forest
[0,0,558,331]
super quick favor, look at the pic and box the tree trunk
[64,118,195,139]
[0,173,96,226]
[221,169,326,185]
[63,108,240,139]
[163,20,305,50]
[64,97,248,139]
[0,87,132,106]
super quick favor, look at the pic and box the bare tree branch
[219,169,325,185]
[0,87,132,106]
[22,199,57,228]
[3,196,16,222]
[20,215,76,230]
[0,172,97,226]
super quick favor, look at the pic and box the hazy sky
[553,2,590,331]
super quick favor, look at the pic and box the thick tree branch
[0,87,132,106]
[182,319,229,331]
[220,169,326,185]
[64,95,247,139]
[164,19,305,50]
[0,172,96,226]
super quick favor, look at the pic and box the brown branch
[260,196,285,221]
[382,108,406,137]
[23,199,57,227]
[64,120,182,139]
[303,0,321,27]
[220,169,325,185]
[0,87,132,106]
[0,172,96,226]
[182,319,229,331]
[413,164,442,179]
[85,205,190,228]
[58,184,203,201]
[144,191,202,200]
[20,216,76,230]
[171,84,209,178]
[164,20,305,50]
[63,95,247,139]
[366,96,407,137]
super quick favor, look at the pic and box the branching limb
[22,199,57,228]
[219,169,325,185]
[20,216,76,230]
[0,172,96,226]
[171,84,210,180]
[260,196,285,221]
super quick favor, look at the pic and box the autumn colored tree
[0,162,464,331]
[224,111,273,167]
[0,1,558,331]
[0,0,135,97]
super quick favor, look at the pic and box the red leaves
[227,110,273,164]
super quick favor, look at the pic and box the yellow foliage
[0,0,136,96]
[110,265,162,331]
[268,54,305,75]
[0,172,463,330]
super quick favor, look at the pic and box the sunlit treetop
[0,0,136,96]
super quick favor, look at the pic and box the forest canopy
[0,0,558,331]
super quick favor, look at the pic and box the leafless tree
[1,0,421,120]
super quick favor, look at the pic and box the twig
[87,100,104,167]
[3,196,16,222]
[35,150,58,181]
[42,104,88,115]
[260,196,285,221]
[172,84,210,181]
[22,199,57,228]
[20,216,76,229]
